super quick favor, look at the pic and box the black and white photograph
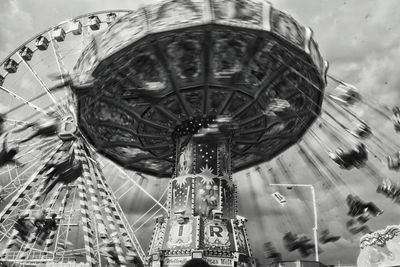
[0,0,399,266]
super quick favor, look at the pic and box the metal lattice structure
[0,137,144,266]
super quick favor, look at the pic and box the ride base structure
[148,120,253,267]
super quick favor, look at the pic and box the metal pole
[310,185,319,262]
[269,183,319,262]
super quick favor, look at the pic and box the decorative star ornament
[220,171,234,189]
[199,165,215,185]
[175,174,192,187]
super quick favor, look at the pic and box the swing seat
[357,214,370,224]
[354,160,367,169]
[353,123,371,139]
[330,85,361,106]
[387,154,400,170]
[298,245,315,257]
[392,107,400,129]
[394,122,400,132]
[376,184,385,194]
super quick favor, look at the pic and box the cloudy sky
[1,0,400,266]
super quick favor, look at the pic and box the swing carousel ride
[0,0,399,266]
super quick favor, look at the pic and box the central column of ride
[148,118,253,267]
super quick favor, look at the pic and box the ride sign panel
[204,220,233,250]
[163,256,191,267]
[204,257,234,266]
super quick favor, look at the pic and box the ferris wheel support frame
[94,162,147,264]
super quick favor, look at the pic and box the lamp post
[269,183,319,262]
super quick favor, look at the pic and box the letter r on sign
[210,225,223,237]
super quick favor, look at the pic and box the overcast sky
[1,0,400,265]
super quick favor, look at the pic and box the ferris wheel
[0,10,156,266]
[0,1,399,267]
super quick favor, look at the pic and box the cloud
[0,0,34,60]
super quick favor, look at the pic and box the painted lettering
[210,225,223,237]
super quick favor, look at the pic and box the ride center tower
[148,117,252,267]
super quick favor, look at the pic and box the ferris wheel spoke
[0,85,48,116]
[113,180,131,196]
[6,164,14,185]
[16,138,57,152]
[130,186,168,228]
[15,136,57,152]
[0,157,42,192]
[0,225,18,244]
[16,53,63,117]
[112,164,168,213]
[30,138,61,153]
[0,160,38,189]
[3,92,52,118]
[48,32,69,86]
[48,32,76,118]
[115,183,134,201]
[133,201,167,233]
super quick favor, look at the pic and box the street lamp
[269,183,319,262]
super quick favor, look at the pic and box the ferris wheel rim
[0,9,134,67]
